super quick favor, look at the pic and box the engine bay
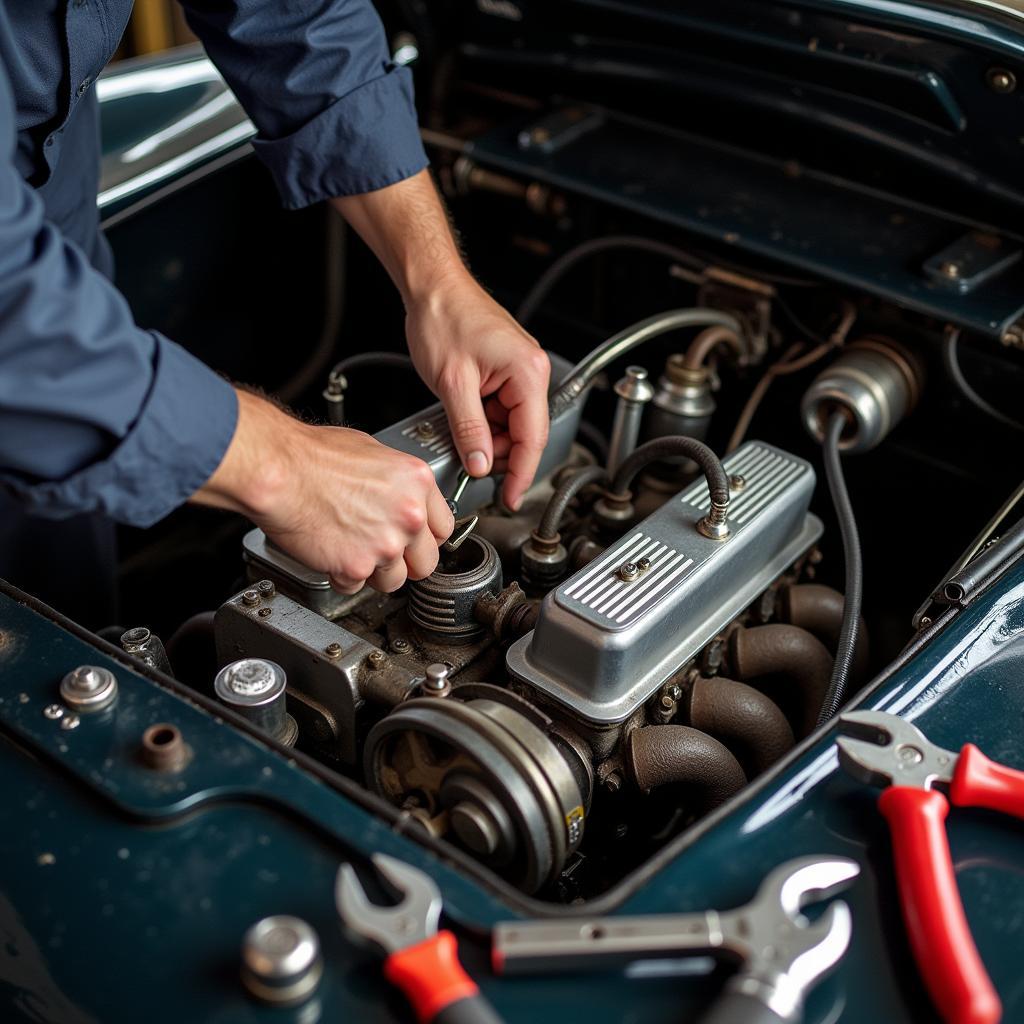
[99,0,1024,905]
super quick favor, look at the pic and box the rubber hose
[688,676,795,776]
[780,583,869,682]
[816,412,863,724]
[515,235,707,326]
[537,465,609,539]
[327,351,414,381]
[728,624,833,737]
[611,436,729,509]
[626,725,746,808]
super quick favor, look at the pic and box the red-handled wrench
[837,709,1024,1024]
[336,853,502,1024]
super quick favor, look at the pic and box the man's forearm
[330,169,469,305]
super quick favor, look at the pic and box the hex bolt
[61,714,81,731]
[241,916,322,1006]
[60,664,118,712]
[421,663,452,698]
[256,579,275,597]
[43,703,64,720]
[324,642,343,659]
[636,557,652,572]
[242,589,260,607]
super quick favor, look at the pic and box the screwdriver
[442,469,478,556]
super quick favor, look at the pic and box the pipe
[682,325,744,370]
[728,624,833,737]
[610,436,730,539]
[688,676,795,776]
[537,465,608,540]
[549,308,744,420]
[626,725,746,809]
[780,583,869,681]
[607,366,655,475]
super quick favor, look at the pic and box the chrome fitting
[697,500,731,541]
[60,665,118,712]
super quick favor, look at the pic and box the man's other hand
[406,273,550,511]
[193,391,454,594]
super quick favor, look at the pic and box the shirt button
[77,77,92,96]
[44,136,54,147]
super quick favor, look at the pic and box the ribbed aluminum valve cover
[506,441,822,724]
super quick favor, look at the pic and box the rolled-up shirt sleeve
[0,53,238,528]
[181,0,428,209]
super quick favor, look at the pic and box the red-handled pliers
[838,709,1024,1024]
[336,853,502,1024]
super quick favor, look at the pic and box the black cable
[816,412,863,725]
[942,329,1024,433]
[516,235,706,327]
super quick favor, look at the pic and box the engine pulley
[364,696,585,893]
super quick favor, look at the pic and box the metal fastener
[60,714,80,731]
[987,67,1017,93]
[324,642,343,659]
[636,556,651,572]
[415,419,437,440]
[242,589,260,607]
[421,663,452,698]
[617,561,640,582]
[940,261,961,279]
[242,916,322,1006]
[43,703,64,720]
[367,649,387,670]
[257,607,272,619]
[140,723,191,772]
[730,474,747,491]
[391,637,412,654]
[60,664,118,712]
[257,579,275,597]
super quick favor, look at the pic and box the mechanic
[0,1,550,627]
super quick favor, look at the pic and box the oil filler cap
[241,915,322,1005]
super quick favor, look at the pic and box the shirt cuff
[7,335,238,528]
[252,64,428,209]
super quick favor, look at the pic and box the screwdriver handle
[385,931,502,1024]
[951,744,1024,819]
[879,787,1001,1024]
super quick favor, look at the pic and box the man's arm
[181,0,551,508]
[333,171,550,510]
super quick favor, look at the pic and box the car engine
[98,0,1024,905]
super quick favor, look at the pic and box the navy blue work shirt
[0,0,427,527]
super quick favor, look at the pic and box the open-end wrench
[337,853,502,1024]
[838,709,1024,1024]
[493,855,859,1024]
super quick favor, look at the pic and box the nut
[256,579,275,596]
[242,589,260,607]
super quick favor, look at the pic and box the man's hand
[405,274,549,511]
[193,390,454,594]
[333,170,550,510]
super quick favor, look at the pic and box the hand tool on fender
[838,709,1024,1024]
[442,469,478,556]
[336,853,502,1024]
[493,855,859,1024]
